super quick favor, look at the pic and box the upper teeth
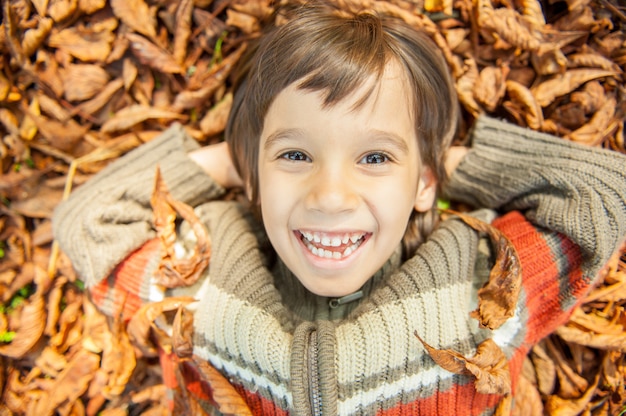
[301,231,363,247]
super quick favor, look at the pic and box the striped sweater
[53,116,626,415]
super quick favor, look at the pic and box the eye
[280,150,311,162]
[360,152,389,164]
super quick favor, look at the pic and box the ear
[414,167,437,212]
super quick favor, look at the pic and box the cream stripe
[335,281,478,384]
[193,283,292,387]
[337,364,455,415]
[194,344,293,406]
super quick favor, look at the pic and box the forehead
[270,59,413,124]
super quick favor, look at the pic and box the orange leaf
[445,210,522,330]
[191,357,254,415]
[150,166,211,288]
[415,332,511,395]
[531,68,618,107]
[110,0,157,39]
[126,33,183,74]
[101,104,187,134]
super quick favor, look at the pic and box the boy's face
[257,62,436,297]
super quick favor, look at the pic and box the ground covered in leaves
[0,0,625,414]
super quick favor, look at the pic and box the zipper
[308,330,322,415]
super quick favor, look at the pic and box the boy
[53,3,626,415]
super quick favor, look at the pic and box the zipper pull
[329,290,363,309]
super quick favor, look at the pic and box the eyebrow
[263,128,306,151]
[262,128,411,153]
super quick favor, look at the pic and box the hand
[188,142,244,189]
[444,146,469,177]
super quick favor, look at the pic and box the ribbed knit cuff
[53,124,226,286]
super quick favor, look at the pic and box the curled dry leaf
[22,17,53,57]
[150,166,211,288]
[531,49,568,76]
[415,333,511,395]
[473,65,508,113]
[531,68,618,107]
[76,78,125,117]
[30,348,101,416]
[100,312,137,398]
[543,373,600,416]
[191,357,254,415]
[445,210,522,330]
[127,297,195,357]
[110,0,157,39]
[456,59,482,117]
[127,33,183,74]
[568,97,616,145]
[505,80,544,129]
[479,7,541,51]
[101,104,187,134]
[0,290,46,358]
[569,80,605,114]
[172,306,194,358]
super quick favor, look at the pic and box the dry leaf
[173,0,193,66]
[543,373,600,416]
[110,0,156,39]
[531,68,618,107]
[100,104,187,134]
[456,58,482,117]
[445,210,522,330]
[22,17,53,57]
[505,80,544,129]
[200,92,233,137]
[127,297,195,357]
[474,65,508,112]
[62,64,110,102]
[191,357,254,415]
[172,306,194,358]
[150,166,211,288]
[568,97,616,145]
[48,26,115,62]
[0,291,46,358]
[415,333,511,395]
[127,33,183,74]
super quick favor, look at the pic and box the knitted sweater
[53,116,626,415]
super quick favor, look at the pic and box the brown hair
[226,2,459,257]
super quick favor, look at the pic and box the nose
[304,166,359,214]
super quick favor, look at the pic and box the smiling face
[257,62,437,297]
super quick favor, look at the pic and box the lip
[293,229,370,269]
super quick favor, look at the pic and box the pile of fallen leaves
[0,0,624,414]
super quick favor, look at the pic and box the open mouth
[297,230,368,260]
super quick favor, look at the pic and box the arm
[53,124,233,287]
[443,115,626,280]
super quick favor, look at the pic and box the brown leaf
[200,92,233,137]
[100,104,187,134]
[473,65,508,113]
[543,373,599,416]
[48,25,115,62]
[415,333,511,395]
[531,68,618,107]
[531,49,568,76]
[191,357,254,415]
[530,342,556,395]
[78,0,106,14]
[22,17,53,57]
[127,297,195,357]
[48,0,78,23]
[511,370,544,416]
[110,0,156,39]
[100,312,137,398]
[76,77,124,117]
[30,349,101,416]
[173,0,193,66]
[456,58,482,117]
[568,97,616,146]
[225,9,260,34]
[0,285,46,358]
[126,33,183,74]
[445,210,522,330]
[150,166,211,288]
[172,306,194,358]
[505,80,544,130]
[62,64,110,102]
[478,7,541,51]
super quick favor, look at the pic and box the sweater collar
[272,245,403,323]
